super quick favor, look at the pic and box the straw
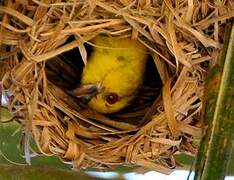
[0,0,233,174]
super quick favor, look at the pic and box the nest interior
[0,0,234,174]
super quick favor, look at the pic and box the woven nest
[1,0,234,174]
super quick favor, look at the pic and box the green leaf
[0,165,101,180]
[0,108,68,169]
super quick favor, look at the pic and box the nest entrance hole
[45,35,163,126]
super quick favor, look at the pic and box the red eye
[106,93,118,104]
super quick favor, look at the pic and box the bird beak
[67,83,101,103]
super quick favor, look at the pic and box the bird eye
[106,93,118,104]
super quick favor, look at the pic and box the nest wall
[0,0,234,174]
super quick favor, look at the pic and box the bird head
[69,35,147,114]
[69,71,135,114]
[87,91,133,114]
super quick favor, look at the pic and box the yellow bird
[70,35,148,114]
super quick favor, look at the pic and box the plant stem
[194,20,234,180]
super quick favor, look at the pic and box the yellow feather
[81,35,148,113]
